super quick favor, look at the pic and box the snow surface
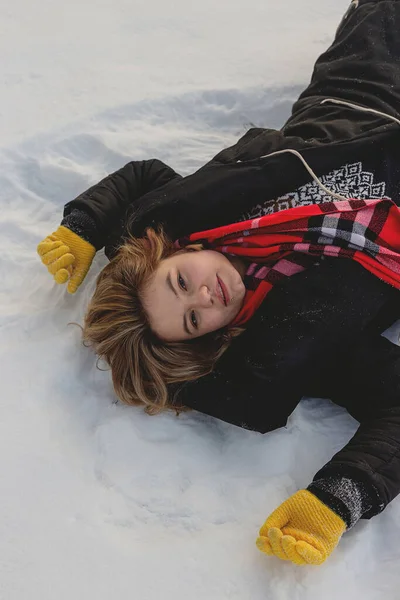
[2,0,400,598]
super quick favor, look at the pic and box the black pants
[283,0,400,137]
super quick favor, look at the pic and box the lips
[216,275,228,306]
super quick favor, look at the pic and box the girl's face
[141,249,246,342]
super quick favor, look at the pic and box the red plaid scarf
[177,198,400,326]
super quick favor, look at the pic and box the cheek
[204,309,233,332]
[196,251,220,271]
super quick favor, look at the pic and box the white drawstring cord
[321,98,400,127]
[237,97,400,203]
[257,148,351,201]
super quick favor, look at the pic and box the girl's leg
[283,0,400,137]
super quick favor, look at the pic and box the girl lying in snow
[38,0,400,566]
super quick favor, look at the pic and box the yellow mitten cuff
[37,225,96,293]
[256,489,346,565]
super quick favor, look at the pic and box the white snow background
[1,1,399,598]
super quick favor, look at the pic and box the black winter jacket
[63,0,400,526]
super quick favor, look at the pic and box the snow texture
[1,0,400,598]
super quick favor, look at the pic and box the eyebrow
[166,272,192,336]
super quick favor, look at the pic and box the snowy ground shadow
[1,83,303,207]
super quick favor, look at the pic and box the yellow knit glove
[37,226,96,294]
[256,490,346,566]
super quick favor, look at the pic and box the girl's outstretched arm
[310,331,400,529]
[257,317,400,566]
[62,159,181,250]
[37,159,181,292]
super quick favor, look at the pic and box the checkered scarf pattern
[176,198,400,326]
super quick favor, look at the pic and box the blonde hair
[83,228,242,414]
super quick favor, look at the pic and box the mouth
[216,275,228,306]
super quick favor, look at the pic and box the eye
[190,310,198,329]
[178,273,187,291]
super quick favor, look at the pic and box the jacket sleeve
[62,159,182,249]
[174,338,303,434]
[309,330,400,523]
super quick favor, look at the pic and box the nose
[195,285,213,308]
